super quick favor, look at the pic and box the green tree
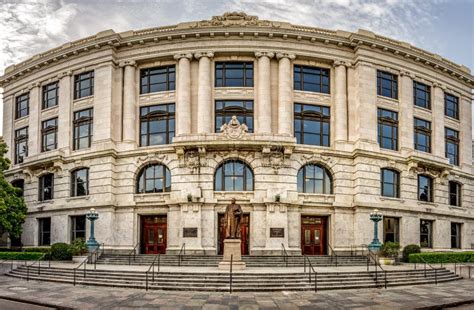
[0,139,27,240]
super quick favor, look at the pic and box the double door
[301,216,327,255]
[142,215,167,254]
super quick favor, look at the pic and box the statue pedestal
[218,239,246,270]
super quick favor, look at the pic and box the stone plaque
[183,227,198,238]
[270,228,284,238]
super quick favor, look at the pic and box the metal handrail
[366,250,387,289]
[351,244,368,256]
[178,243,186,267]
[26,253,49,281]
[453,263,473,279]
[145,254,160,291]
[416,256,439,285]
[229,254,233,294]
[73,256,88,286]
[303,255,318,292]
[327,243,338,267]
[281,243,289,267]
[128,242,140,265]
[0,258,24,272]
[89,243,104,270]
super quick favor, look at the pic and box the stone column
[459,95,472,168]
[57,71,72,152]
[432,83,445,158]
[333,60,348,145]
[276,52,295,136]
[121,61,137,144]
[195,51,214,134]
[399,71,414,152]
[28,84,40,156]
[255,51,274,135]
[174,53,193,136]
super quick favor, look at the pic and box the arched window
[214,160,253,191]
[136,163,171,193]
[11,179,24,197]
[381,168,400,198]
[297,164,332,194]
[71,168,89,197]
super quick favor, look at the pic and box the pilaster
[57,71,72,153]
[460,95,472,170]
[333,60,349,149]
[399,71,414,153]
[27,84,40,156]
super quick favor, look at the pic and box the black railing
[366,250,387,289]
[415,256,438,285]
[128,242,140,265]
[145,254,161,291]
[351,244,368,256]
[281,243,289,267]
[26,253,50,282]
[327,243,338,267]
[229,254,233,294]
[303,255,318,292]
[89,243,104,270]
[178,243,186,267]
[454,263,472,279]
[73,256,88,286]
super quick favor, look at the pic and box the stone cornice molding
[194,51,214,59]
[173,53,193,61]
[276,52,296,60]
[254,51,275,59]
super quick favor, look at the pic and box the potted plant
[69,238,88,263]
[379,242,400,265]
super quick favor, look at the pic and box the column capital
[119,60,136,68]
[194,51,214,59]
[433,82,446,90]
[255,51,275,59]
[333,59,350,68]
[276,52,296,60]
[57,70,72,79]
[173,53,193,61]
[27,82,40,90]
[400,70,415,79]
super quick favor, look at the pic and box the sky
[0,0,473,136]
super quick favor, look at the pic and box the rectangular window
[418,175,433,202]
[41,118,58,152]
[449,181,462,207]
[42,82,59,109]
[140,65,176,94]
[140,103,175,146]
[71,215,86,241]
[381,169,400,198]
[383,217,399,243]
[451,223,461,249]
[413,81,431,109]
[414,118,431,153]
[38,218,51,246]
[14,127,28,164]
[74,71,94,99]
[15,93,29,119]
[38,173,54,201]
[377,70,398,99]
[420,220,433,248]
[294,103,330,146]
[445,93,459,119]
[73,108,93,150]
[215,100,254,133]
[445,128,459,166]
[377,108,398,150]
[215,62,253,87]
[71,168,89,197]
[294,65,330,94]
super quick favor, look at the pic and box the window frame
[38,173,54,201]
[41,118,58,152]
[42,82,59,109]
[444,93,459,120]
[448,181,462,207]
[414,118,431,153]
[15,93,29,119]
[74,71,94,99]
[136,163,171,194]
[215,62,254,87]
[297,164,333,194]
[377,108,399,151]
[450,222,461,249]
[380,168,400,198]
[11,179,24,197]
[377,70,398,99]
[73,108,93,150]
[445,127,459,166]
[38,217,51,246]
[293,65,330,94]
[215,100,254,133]
[214,160,254,192]
[71,168,90,197]
[14,127,28,164]
[413,81,431,109]
[417,174,433,202]
[71,215,86,242]
[420,219,433,248]
[139,103,175,146]
[140,65,176,94]
[294,103,330,146]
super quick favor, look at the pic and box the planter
[72,255,88,263]
[379,257,395,265]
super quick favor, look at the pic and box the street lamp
[368,209,383,252]
[86,208,99,251]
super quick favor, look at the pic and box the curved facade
[1,12,473,254]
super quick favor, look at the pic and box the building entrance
[218,213,249,255]
[301,216,327,255]
[141,215,167,254]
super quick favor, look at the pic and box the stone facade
[0,12,473,254]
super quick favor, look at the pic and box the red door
[142,215,167,254]
[218,214,249,255]
[301,216,327,255]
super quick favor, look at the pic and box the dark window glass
[39,173,54,201]
[294,103,330,146]
[215,62,253,87]
[42,82,59,109]
[140,65,175,94]
[215,101,253,133]
[383,217,399,243]
[140,104,175,146]
[418,175,433,202]
[73,108,93,150]
[377,108,398,150]
[136,164,171,193]
[74,71,94,99]
[420,220,433,248]
[414,118,431,153]
[449,181,461,207]
[14,127,28,164]
[294,65,330,94]
[445,93,459,119]
[11,179,24,197]
[41,118,58,152]
[71,168,89,197]
[413,81,431,109]
[381,169,400,198]
[297,164,332,194]
[214,160,254,191]
[38,218,51,246]
[450,223,461,249]
[71,215,86,241]
[445,128,459,166]
[377,70,398,99]
[15,93,29,119]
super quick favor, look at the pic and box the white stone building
[0,12,473,255]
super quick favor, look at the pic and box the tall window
[294,65,330,94]
[74,71,94,99]
[214,160,254,191]
[215,62,253,87]
[445,93,459,119]
[377,70,398,99]
[39,173,54,201]
[449,181,461,207]
[420,220,433,248]
[418,175,433,202]
[14,127,28,164]
[377,108,398,150]
[294,103,330,146]
[140,65,175,94]
[413,81,431,109]
[445,128,459,166]
[15,93,29,119]
[140,104,175,146]
[297,164,332,194]
[451,223,461,249]
[136,163,171,193]
[414,118,431,153]
[71,168,89,197]
[11,179,24,197]
[215,101,253,133]
[73,108,93,150]
[381,168,400,198]
[41,118,58,152]
[38,218,51,246]
[383,217,399,243]
[71,215,86,241]
[42,82,59,109]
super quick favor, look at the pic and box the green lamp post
[86,208,99,252]
[368,209,382,252]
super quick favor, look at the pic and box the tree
[0,139,27,240]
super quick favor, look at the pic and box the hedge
[408,252,474,263]
[0,252,44,260]
[23,247,51,253]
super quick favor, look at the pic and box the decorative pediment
[220,116,248,140]
[190,12,278,28]
[407,160,451,184]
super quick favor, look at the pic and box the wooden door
[301,216,327,255]
[218,213,249,255]
[142,215,167,254]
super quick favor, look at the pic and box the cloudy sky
[0,0,473,134]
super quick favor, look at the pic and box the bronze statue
[224,198,243,239]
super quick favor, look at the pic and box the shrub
[50,243,72,261]
[380,242,400,258]
[408,252,474,264]
[69,238,88,256]
[23,247,51,254]
[402,244,421,262]
[0,252,44,260]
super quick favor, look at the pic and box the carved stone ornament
[261,147,291,173]
[178,148,207,173]
[302,153,335,167]
[136,152,168,166]
[220,116,248,140]
[191,12,278,28]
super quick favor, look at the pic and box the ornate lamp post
[86,208,99,251]
[368,209,383,252]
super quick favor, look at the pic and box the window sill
[66,195,90,202]
[413,105,432,113]
[448,205,466,211]
[41,105,59,113]
[377,95,398,103]
[445,115,460,123]
[380,196,405,203]
[73,95,94,102]
[417,201,437,207]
